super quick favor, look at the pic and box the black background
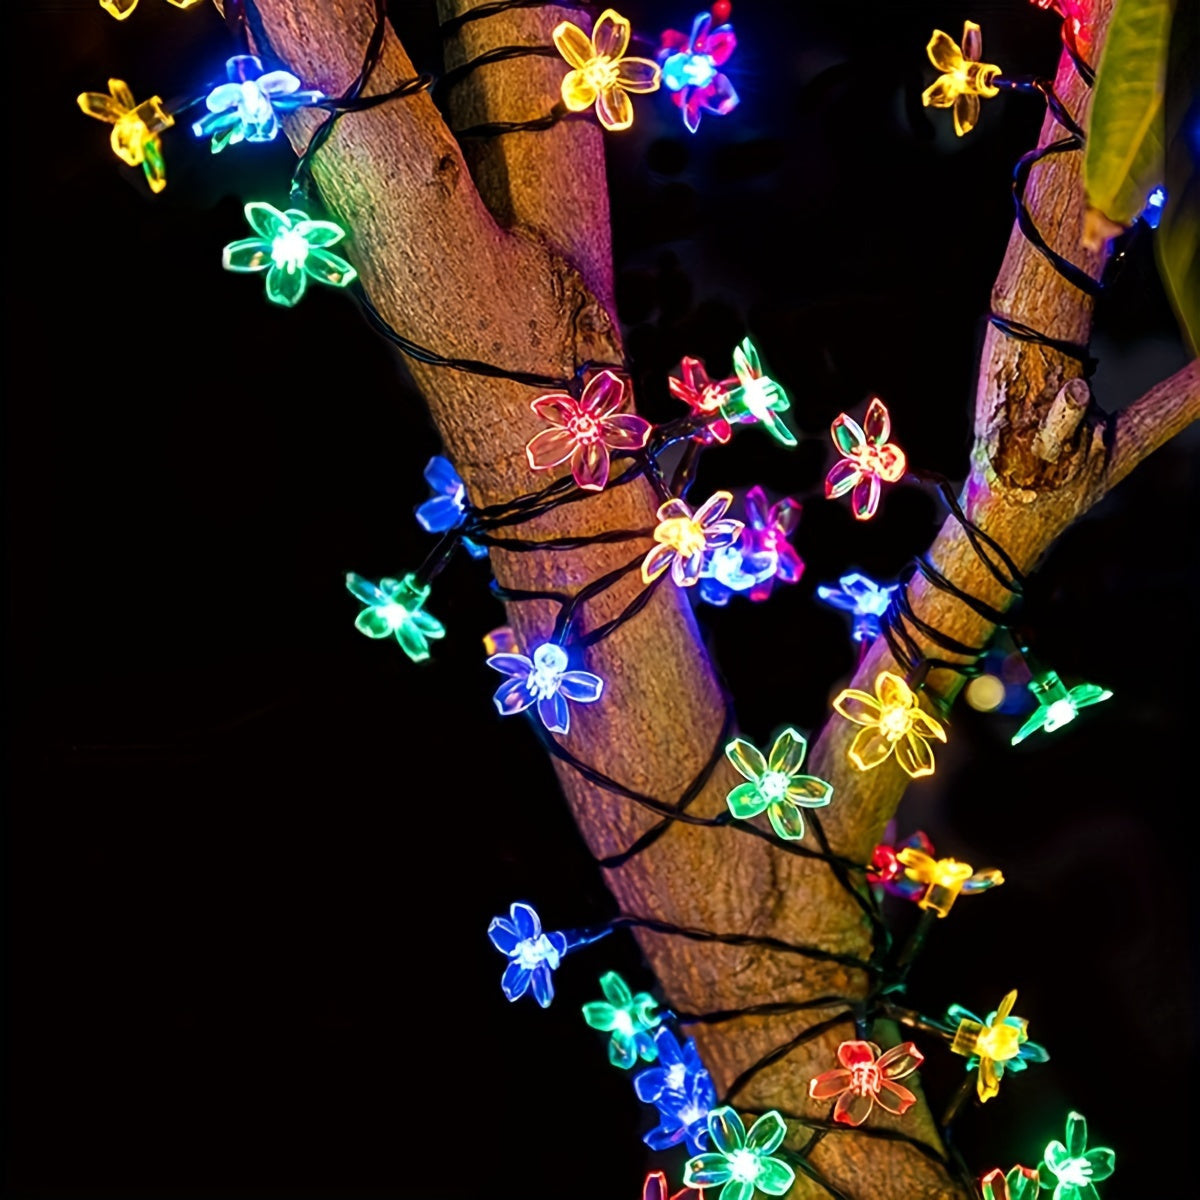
[6,1,1197,1198]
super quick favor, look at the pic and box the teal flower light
[582,972,663,1069]
[724,727,833,840]
[1012,669,1112,745]
[345,572,445,662]
[1042,1111,1115,1200]
[222,202,357,307]
[683,1108,796,1200]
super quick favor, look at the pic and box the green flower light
[345,572,445,662]
[223,202,357,307]
[582,972,663,1069]
[724,727,833,840]
[1012,669,1112,745]
[1042,1111,1115,1200]
[684,1107,796,1200]
[722,338,796,446]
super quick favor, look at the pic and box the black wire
[439,0,595,40]
[433,44,561,99]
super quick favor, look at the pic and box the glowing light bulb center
[678,1102,704,1125]
[879,704,911,740]
[849,1061,881,1095]
[567,412,600,443]
[976,1023,1022,1061]
[384,602,411,630]
[271,228,310,272]
[664,1062,688,1090]
[1059,1158,1094,1187]
[613,1009,636,1037]
[515,935,555,969]
[1043,698,1077,730]
[582,57,620,91]
[699,384,726,412]
[729,1150,761,1183]
[529,643,568,699]
[659,517,707,558]
[759,770,790,800]
[663,51,718,91]
[739,377,773,418]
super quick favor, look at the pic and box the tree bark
[227,2,1197,1196]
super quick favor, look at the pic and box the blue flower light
[816,572,899,642]
[192,55,324,153]
[487,643,604,734]
[487,901,569,1008]
[415,455,487,559]
[657,12,739,133]
[698,540,775,606]
[1140,185,1166,229]
[634,1027,717,1154]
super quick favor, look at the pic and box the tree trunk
[228,2,1197,1196]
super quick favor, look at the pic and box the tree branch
[1106,358,1200,490]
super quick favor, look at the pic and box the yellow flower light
[922,20,1001,137]
[77,79,174,193]
[99,0,202,21]
[948,989,1048,1101]
[553,8,662,131]
[896,848,1004,918]
[831,671,947,778]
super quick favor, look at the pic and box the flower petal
[850,472,881,520]
[553,20,594,70]
[832,688,882,726]
[596,84,634,131]
[707,1106,746,1155]
[592,8,631,60]
[719,1181,755,1200]
[1083,1148,1115,1182]
[837,1041,879,1069]
[558,670,604,703]
[1065,1112,1088,1159]
[303,247,357,288]
[927,29,963,74]
[849,726,895,771]
[725,737,767,781]
[895,731,936,778]
[832,413,866,456]
[702,72,738,115]
[808,1068,851,1101]
[754,1157,796,1197]
[493,677,535,715]
[878,1042,924,1079]
[825,459,862,499]
[531,393,577,426]
[487,653,532,679]
[265,263,308,307]
[608,1031,638,1070]
[633,1065,667,1103]
[745,1110,787,1155]
[530,964,555,1008]
[874,1078,917,1115]
[863,397,891,444]
[500,960,532,1000]
[707,28,737,67]
[786,775,833,808]
[486,916,520,955]
[641,543,676,583]
[953,92,981,137]
[561,68,598,111]
[572,439,610,491]
[726,781,768,820]
[222,237,271,273]
[768,727,808,775]
[353,607,391,639]
[616,57,662,94]
[294,219,346,249]
[601,412,652,449]
[922,77,957,110]
[767,799,806,841]
[526,426,578,470]
[415,494,463,534]
[684,1155,732,1188]
[962,21,983,64]
[581,369,625,416]
[244,201,290,241]
[537,691,570,734]
[833,1088,875,1126]
[695,490,733,526]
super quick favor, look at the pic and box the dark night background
[6,1,1197,1197]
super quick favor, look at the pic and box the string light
[816,573,900,643]
[683,1108,796,1199]
[1041,1112,1116,1200]
[1141,185,1167,229]
[99,0,201,20]
[723,339,796,447]
[981,1165,1042,1200]
[77,79,173,194]
[832,671,947,778]
[642,493,744,588]
[345,572,445,662]
[807,1040,924,1127]
[642,1173,669,1200]
[192,55,324,153]
[525,371,651,492]
[222,202,357,307]
[658,10,739,133]
[699,487,803,606]
[868,828,934,900]
[896,848,1003,917]
[415,456,488,559]
[922,21,1002,137]
[947,989,1048,1102]
[553,8,662,132]
[668,356,737,444]
[825,397,906,521]
[634,1027,717,1154]
[486,642,604,735]
[1011,667,1112,744]
[582,971,663,1068]
[724,728,833,841]
[487,901,569,1008]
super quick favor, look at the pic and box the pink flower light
[824,397,906,521]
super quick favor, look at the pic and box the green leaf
[1084,0,1173,225]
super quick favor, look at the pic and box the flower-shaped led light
[683,1108,795,1200]
[554,8,662,131]
[698,542,776,607]
[346,572,445,662]
[1141,185,1167,229]
[1042,1112,1115,1200]
[816,573,900,643]
[77,79,174,193]
[642,492,743,588]
[635,1027,717,1154]
[981,1166,1043,1200]
[223,203,357,307]
[724,728,833,841]
[487,642,604,735]
[100,0,201,20]
[832,670,946,778]
[658,11,739,133]
[642,1173,668,1200]
[808,1040,924,1127]
[722,339,796,447]
[525,371,650,492]
[483,626,518,656]
[896,847,1003,918]
[487,901,569,1008]
[1011,669,1112,745]
[922,21,1002,137]
[415,455,487,559]
[868,828,935,900]
[825,397,906,521]
[669,356,738,443]
[192,55,324,153]
[583,971,663,1069]
[739,486,804,601]
[947,989,1048,1102]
